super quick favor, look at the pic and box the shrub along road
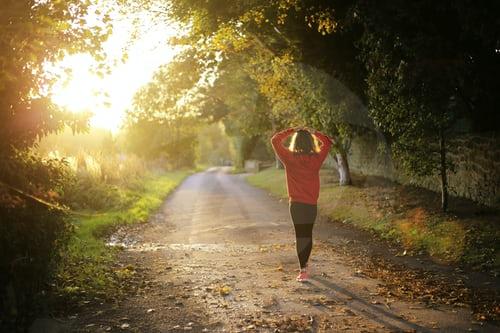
[66,167,498,332]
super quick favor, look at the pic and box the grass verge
[54,170,190,306]
[230,166,246,174]
[246,167,500,273]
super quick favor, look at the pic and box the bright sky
[50,8,181,132]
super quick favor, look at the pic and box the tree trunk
[335,150,352,186]
[232,136,244,169]
[439,130,449,212]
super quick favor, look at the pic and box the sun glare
[49,10,181,133]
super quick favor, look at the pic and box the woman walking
[271,127,333,282]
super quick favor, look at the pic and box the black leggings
[289,201,317,269]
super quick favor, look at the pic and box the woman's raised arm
[271,128,295,163]
[313,130,334,163]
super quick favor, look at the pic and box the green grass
[229,166,246,174]
[194,163,210,172]
[246,166,287,197]
[247,168,500,271]
[55,171,190,302]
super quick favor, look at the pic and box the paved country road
[67,167,498,333]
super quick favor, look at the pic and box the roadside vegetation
[247,167,500,274]
[1,124,193,330]
[40,128,195,309]
[54,171,189,308]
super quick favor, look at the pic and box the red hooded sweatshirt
[271,128,333,205]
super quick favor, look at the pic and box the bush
[58,152,147,211]
[0,202,72,331]
[61,175,138,211]
[0,151,74,331]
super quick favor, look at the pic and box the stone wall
[346,131,500,208]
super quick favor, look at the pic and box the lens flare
[49,11,181,132]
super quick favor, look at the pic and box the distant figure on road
[271,127,333,282]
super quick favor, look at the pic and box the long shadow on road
[313,276,431,333]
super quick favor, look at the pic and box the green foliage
[0,150,71,196]
[36,128,150,210]
[0,0,111,154]
[0,202,72,331]
[60,156,147,210]
[62,175,138,211]
[55,171,190,306]
[247,56,369,156]
[123,119,198,168]
[165,0,500,189]
[359,2,457,178]
[210,58,274,166]
[163,0,367,179]
[130,50,203,122]
[353,0,500,209]
[124,50,205,168]
[0,3,111,327]
[37,127,118,157]
[196,122,233,166]
[0,149,77,330]
[462,223,500,271]
[212,58,273,136]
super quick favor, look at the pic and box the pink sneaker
[296,270,309,282]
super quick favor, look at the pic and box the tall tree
[0,0,112,192]
[125,50,205,167]
[165,0,369,184]
[0,0,111,152]
[144,0,500,196]
[357,0,500,211]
